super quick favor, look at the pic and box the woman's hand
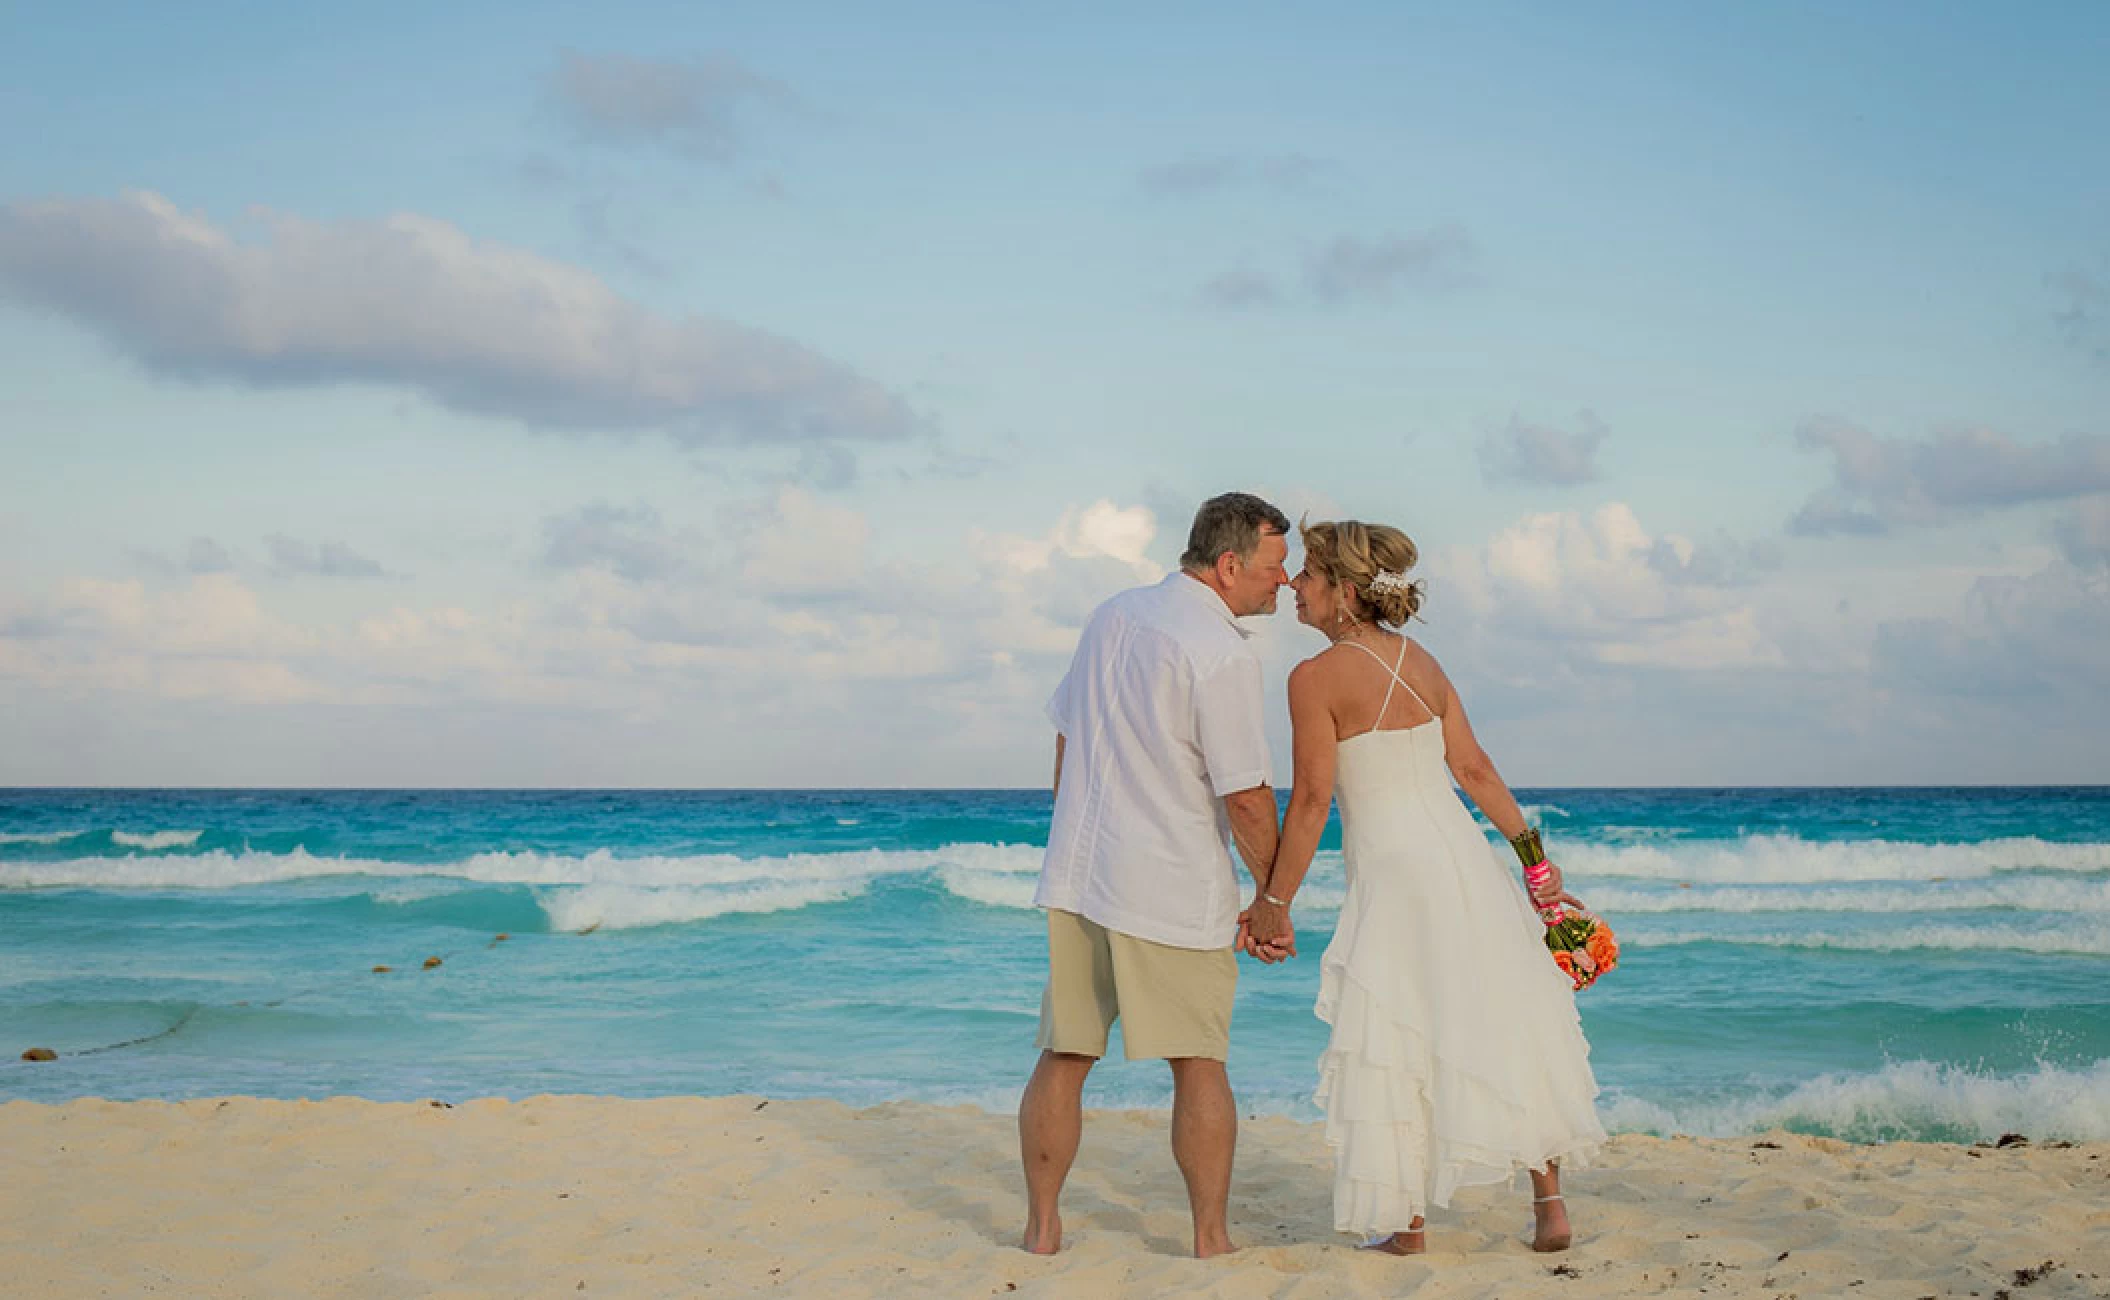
[1237,898,1297,962]
[1525,860,1568,905]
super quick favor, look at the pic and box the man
[1018,491,1292,1259]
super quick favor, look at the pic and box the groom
[1018,491,1292,1258]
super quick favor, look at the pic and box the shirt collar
[1166,571,1254,638]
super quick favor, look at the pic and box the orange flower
[1585,929,1619,971]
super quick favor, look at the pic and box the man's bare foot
[1531,1196,1572,1252]
[1360,1220,1425,1254]
[1021,1217,1061,1255]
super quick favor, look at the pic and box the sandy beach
[1,1096,2103,1299]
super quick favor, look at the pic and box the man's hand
[1237,899,1296,963]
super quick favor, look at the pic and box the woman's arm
[1247,660,1336,951]
[1437,681,1527,841]
[1434,661,1572,904]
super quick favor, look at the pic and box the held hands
[1237,896,1296,964]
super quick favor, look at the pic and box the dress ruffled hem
[1314,963,1606,1235]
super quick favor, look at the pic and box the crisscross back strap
[1343,637,1434,730]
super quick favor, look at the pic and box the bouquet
[1523,858,1619,991]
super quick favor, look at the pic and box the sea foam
[1596,1058,2110,1142]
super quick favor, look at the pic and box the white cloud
[1431,503,1783,673]
[0,191,916,445]
[736,487,873,594]
[9,494,2101,785]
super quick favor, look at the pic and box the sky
[2,1,2107,787]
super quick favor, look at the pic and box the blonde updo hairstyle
[1299,518,1425,627]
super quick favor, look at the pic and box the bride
[1240,519,1606,1255]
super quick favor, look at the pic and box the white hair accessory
[1367,569,1414,594]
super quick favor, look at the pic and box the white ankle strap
[1533,1194,1563,1203]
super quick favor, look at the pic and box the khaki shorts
[1035,909,1238,1062]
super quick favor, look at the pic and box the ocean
[3,787,2106,1144]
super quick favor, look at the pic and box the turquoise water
[3,787,2107,1142]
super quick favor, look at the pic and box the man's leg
[1168,1055,1237,1258]
[1018,1050,1096,1254]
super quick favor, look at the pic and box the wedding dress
[1314,640,1606,1235]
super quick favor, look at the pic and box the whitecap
[1632,921,2110,957]
[1562,834,2110,885]
[537,880,867,931]
[1587,877,2110,917]
[111,830,204,851]
[0,829,85,845]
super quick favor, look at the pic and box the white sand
[2,1095,2106,1298]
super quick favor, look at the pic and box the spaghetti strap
[1341,638,1436,731]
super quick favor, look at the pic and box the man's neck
[1181,568,1237,614]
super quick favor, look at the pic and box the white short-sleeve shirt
[1035,573,1274,949]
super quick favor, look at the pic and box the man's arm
[1223,784,1288,959]
[1052,733,1065,796]
[1222,784,1279,890]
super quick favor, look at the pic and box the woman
[1242,519,1606,1255]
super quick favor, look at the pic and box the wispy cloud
[130,536,235,577]
[549,50,793,163]
[267,536,390,580]
[1195,225,1475,311]
[2049,266,2109,366]
[0,191,917,446]
[1477,411,1609,487]
[1195,268,1286,311]
[2053,497,2110,568]
[1788,420,2110,536]
[540,503,690,582]
[1138,153,1330,198]
[1304,229,1475,304]
[1873,561,2110,703]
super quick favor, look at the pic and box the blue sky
[3,2,2107,786]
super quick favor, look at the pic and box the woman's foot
[1021,1214,1061,1255]
[1531,1195,1572,1253]
[1360,1219,1425,1255]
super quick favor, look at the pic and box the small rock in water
[372,965,392,973]
[21,1047,57,1062]
[422,956,443,969]
[1995,1132,2030,1149]
[493,933,509,942]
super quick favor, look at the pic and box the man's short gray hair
[1180,492,1291,572]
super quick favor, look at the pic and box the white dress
[1314,640,1606,1235]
